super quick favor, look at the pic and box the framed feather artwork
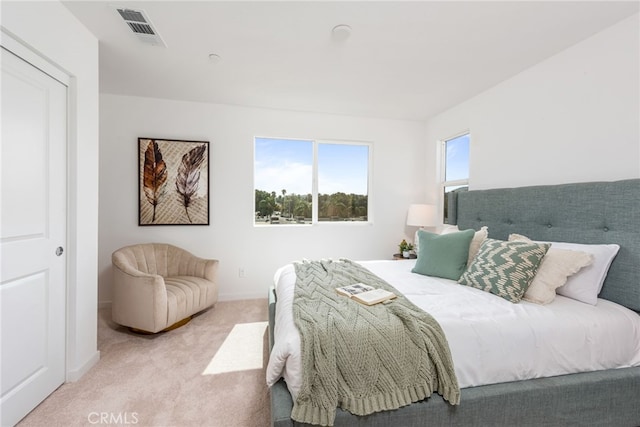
[138,138,209,225]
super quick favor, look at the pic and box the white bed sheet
[266,259,640,399]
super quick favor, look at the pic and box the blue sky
[445,133,470,181]
[254,138,368,195]
[255,135,467,195]
[318,143,368,195]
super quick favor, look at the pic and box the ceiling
[62,1,639,121]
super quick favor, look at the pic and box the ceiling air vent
[116,8,166,47]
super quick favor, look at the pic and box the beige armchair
[112,243,219,333]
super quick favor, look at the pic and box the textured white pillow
[509,234,593,304]
[467,226,488,265]
[508,234,619,305]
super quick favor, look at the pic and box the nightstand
[393,253,417,260]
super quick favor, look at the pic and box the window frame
[254,136,373,226]
[438,131,470,225]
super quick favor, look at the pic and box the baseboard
[66,350,100,382]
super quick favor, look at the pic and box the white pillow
[508,234,593,305]
[439,226,459,235]
[467,226,488,265]
[509,234,619,305]
[550,242,620,305]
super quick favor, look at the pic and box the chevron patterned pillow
[458,238,551,303]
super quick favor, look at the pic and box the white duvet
[266,259,640,399]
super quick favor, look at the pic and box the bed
[267,178,640,426]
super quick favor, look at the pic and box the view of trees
[255,189,367,222]
[254,138,370,224]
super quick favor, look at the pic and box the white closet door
[1,46,67,426]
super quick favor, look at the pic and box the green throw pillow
[412,229,475,280]
[458,238,550,303]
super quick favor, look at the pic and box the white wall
[97,10,638,304]
[425,13,639,201]
[2,1,100,380]
[99,96,427,303]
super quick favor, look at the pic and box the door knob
[55,246,64,256]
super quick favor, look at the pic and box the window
[254,137,370,225]
[441,132,470,224]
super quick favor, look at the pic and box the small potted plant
[398,239,414,258]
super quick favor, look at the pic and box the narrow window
[254,137,370,225]
[441,133,470,224]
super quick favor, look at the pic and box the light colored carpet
[18,299,271,427]
[203,322,269,375]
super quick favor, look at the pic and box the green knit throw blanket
[291,259,460,426]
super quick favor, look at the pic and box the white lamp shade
[406,204,436,227]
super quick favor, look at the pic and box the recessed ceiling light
[208,53,221,64]
[331,24,352,42]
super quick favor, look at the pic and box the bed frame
[269,178,640,426]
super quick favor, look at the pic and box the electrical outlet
[238,267,245,278]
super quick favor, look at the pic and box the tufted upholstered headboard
[451,179,640,312]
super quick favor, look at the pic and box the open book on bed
[336,283,396,305]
